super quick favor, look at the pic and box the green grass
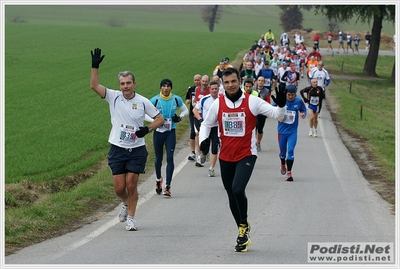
[3,5,396,254]
[322,55,395,190]
[322,54,395,76]
[329,80,395,177]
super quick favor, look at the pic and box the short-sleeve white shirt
[104,88,159,148]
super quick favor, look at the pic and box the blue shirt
[274,97,307,134]
[149,94,184,130]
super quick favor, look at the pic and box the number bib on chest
[222,112,246,137]
[283,110,296,124]
[310,96,319,106]
[120,124,137,142]
[157,118,172,133]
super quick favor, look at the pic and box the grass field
[3,5,396,255]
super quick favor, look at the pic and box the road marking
[49,156,190,261]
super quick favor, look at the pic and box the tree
[314,5,395,81]
[278,5,313,32]
[279,6,303,32]
[326,19,340,32]
[201,5,221,32]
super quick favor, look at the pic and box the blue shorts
[308,104,320,113]
[108,144,148,175]
[339,41,344,45]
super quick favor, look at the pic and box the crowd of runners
[179,29,333,252]
[90,27,334,251]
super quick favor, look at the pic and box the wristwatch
[148,127,153,133]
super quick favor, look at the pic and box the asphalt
[4,47,396,267]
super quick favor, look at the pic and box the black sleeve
[185,86,192,100]
[281,71,288,81]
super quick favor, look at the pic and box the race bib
[283,110,296,124]
[222,112,246,137]
[310,96,319,106]
[157,118,172,133]
[119,124,137,142]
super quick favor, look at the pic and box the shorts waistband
[112,144,136,152]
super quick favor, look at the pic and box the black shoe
[234,243,248,252]
[236,222,251,246]
[155,179,162,195]
[286,172,293,181]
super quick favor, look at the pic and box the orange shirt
[307,60,319,75]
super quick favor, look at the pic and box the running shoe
[195,162,204,167]
[163,185,171,197]
[286,171,293,181]
[200,154,206,164]
[280,164,286,175]
[118,203,128,222]
[256,142,261,152]
[313,130,318,137]
[309,130,313,136]
[234,243,248,252]
[125,217,137,231]
[236,222,251,246]
[208,168,215,177]
[188,152,196,161]
[155,178,163,195]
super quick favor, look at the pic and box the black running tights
[219,155,257,227]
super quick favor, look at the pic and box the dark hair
[221,67,240,82]
[244,79,254,86]
[209,81,219,87]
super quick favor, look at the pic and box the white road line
[49,157,190,261]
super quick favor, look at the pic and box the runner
[199,67,287,252]
[273,85,306,181]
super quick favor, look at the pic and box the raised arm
[90,48,106,98]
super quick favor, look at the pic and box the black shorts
[108,144,148,175]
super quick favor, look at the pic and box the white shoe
[125,217,137,231]
[118,203,128,222]
[313,130,318,137]
[309,130,313,136]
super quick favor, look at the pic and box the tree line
[202,5,395,82]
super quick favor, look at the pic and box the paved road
[5,48,395,267]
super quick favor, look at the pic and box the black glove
[171,114,181,123]
[135,126,149,138]
[271,87,287,108]
[303,98,309,103]
[91,48,105,69]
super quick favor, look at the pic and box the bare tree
[201,5,221,32]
